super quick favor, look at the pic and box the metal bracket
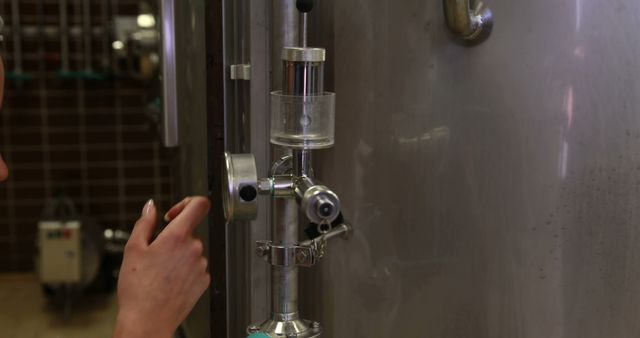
[255,223,353,267]
[230,64,251,80]
[256,241,318,267]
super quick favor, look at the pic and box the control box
[38,221,82,284]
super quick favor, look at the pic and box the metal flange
[248,319,322,338]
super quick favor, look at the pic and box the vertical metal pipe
[281,48,325,96]
[270,2,328,320]
[160,0,179,147]
[270,0,300,320]
[271,0,299,88]
[293,149,312,177]
[301,13,308,47]
[271,198,299,318]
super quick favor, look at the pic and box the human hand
[113,197,211,338]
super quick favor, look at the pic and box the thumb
[129,199,158,246]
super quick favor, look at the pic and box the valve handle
[296,0,314,13]
[305,212,345,240]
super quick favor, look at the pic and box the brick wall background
[0,0,173,271]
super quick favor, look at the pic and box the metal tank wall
[300,0,640,337]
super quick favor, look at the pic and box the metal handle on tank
[160,0,179,147]
[443,0,493,45]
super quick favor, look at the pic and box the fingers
[0,154,9,182]
[128,199,158,248]
[163,197,193,222]
[160,196,210,240]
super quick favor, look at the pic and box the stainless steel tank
[293,0,640,337]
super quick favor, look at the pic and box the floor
[0,273,118,338]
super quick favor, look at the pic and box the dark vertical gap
[205,0,228,336]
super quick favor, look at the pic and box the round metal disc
[223,152,259,221]
[281,47,326,62]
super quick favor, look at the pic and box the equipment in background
[36,196,128,319]
[38,220,82,285]
[112,13,160,81]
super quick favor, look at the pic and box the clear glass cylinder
[270,91,335,149]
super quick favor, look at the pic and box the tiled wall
[0,0,173,271]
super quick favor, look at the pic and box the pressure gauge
[223,152,259,221]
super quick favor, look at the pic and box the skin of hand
[113,197,211,338]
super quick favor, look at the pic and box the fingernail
[142,199,155,216]
[163,213,170,222]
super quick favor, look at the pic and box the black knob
[239,185,258,202]
[296,0,314,13]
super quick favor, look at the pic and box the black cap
[296,0,314,13]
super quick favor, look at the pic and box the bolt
[258,178,273,195]
[312,321,321,329]
[256,245,269,257]
[296,250,308,264]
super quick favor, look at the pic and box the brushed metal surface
[302,0,640,337]
[169,0,210,336]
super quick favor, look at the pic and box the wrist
[113,311,174,338]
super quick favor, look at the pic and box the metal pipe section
[269,158,298,320]
[270,0,301,321]
[160,0,179,147]
[301,13,308,48]
[271,198,299,318]
[270,13,327,320]
[293,149,312,177]
[281,48,325,96]
[272,0,299,88]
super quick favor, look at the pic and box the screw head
[256,246,269,257]
[296,250,308,263]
